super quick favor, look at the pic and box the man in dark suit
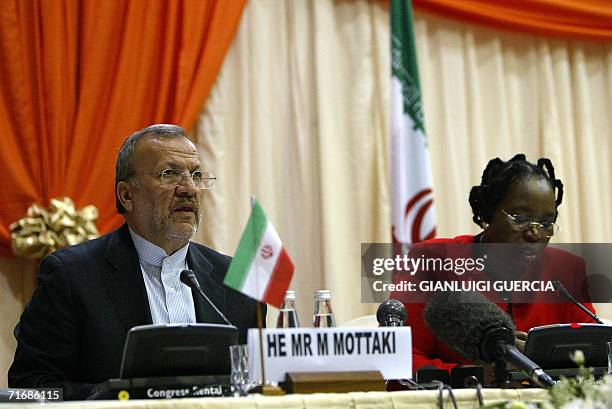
[9,124,264,399]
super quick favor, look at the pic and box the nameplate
[247,327,412,382]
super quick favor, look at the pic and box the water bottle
[312,290,335,327]
[276,290,300,328]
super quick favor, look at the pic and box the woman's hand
[515,331,528,352]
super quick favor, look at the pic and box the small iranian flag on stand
[224,199,294,308]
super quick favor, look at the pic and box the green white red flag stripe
[224,200,294,308]
[391,0,436,244]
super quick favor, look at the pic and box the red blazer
[396,235,598,372]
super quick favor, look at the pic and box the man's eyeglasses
[499,209,559,237]
[147,169,216,189]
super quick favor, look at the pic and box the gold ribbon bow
[10,197,100,259]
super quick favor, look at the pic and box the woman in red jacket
[400,154,598,373]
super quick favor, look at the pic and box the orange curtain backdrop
[0,0,247,257]
[413,0,612,41]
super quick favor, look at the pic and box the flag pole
[251,196,267,388]
[256,301,266,386]
[248,196,284,396]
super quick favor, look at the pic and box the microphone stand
[553,280,603,324]
[492,359,511,388]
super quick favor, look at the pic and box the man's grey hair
[115,124,187,213]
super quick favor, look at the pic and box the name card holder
[248,327,412,383]
[284,370,385,394]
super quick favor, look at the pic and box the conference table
[2,388,550,409]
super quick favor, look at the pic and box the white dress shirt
[129,229,196,324]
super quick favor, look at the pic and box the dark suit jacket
[8,224,265,399]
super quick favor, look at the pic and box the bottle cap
[314,289,331,300]
[284,290,296,300]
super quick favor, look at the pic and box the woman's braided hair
[469,154,564,228]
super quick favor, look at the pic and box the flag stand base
[250,384,285,396]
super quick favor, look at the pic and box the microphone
[180,269,233,326]
[377,299,408,327]
[552,280,603,324]
[424,291,555,388]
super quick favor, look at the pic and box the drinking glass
[230,344,250,396]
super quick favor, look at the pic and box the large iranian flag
[224,200,294,308]
[391,0,436,244]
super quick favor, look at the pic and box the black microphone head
[180,269,197,287]
[424,291,515,363]
[377,299,408,326]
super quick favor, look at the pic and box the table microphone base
[88,375,232,400]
